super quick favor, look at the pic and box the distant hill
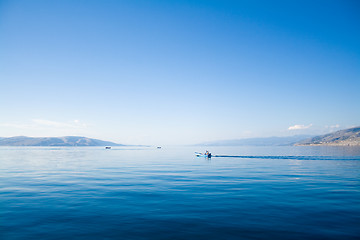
[198,135,312,146]
[0,136,124,146]
[295,126,360,146]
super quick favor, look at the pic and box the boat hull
[196,154,211,158]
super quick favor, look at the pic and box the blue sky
[1,0,359,145]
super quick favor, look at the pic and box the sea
[1,146,360,240]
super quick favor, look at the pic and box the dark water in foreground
[1,146,360,240]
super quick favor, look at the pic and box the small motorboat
[105,146,111,149]
[195,152,212,158]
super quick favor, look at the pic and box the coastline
[296,142,360,146]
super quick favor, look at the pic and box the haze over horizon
[1,0,359,145]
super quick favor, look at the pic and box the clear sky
[1,0,359,145]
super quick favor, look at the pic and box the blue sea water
[1,146,360,240]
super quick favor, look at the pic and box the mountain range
[1,126,359,146]
[0,136,123,146]
[198,126,360,146]
[295,126,360,146]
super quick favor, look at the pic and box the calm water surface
[1,146,360,239]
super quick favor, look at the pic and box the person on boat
[205,150,209,156]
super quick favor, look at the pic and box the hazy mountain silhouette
[198,135,312,146]
[0,136,124,146]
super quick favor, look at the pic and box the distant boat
[157,146,161,149]
[195,152,211,158]
[105,146,111,149]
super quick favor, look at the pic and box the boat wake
[212,155,360,161]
